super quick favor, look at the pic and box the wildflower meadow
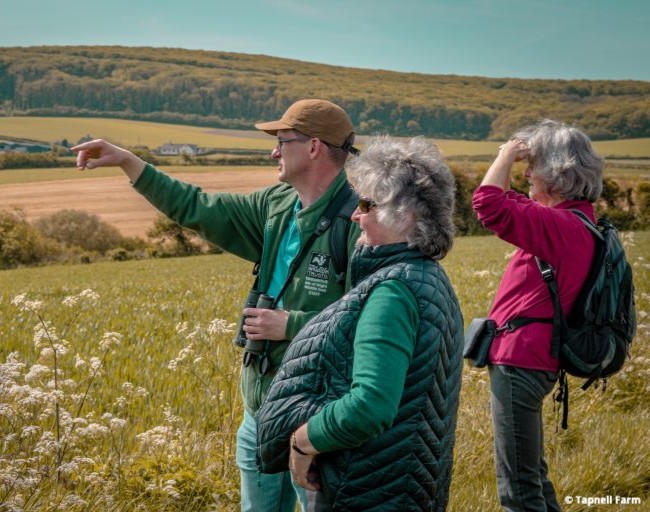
[1,233,649,511]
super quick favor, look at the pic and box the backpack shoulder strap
[535,258,565,359]
[329,182,358,284]
[571,209,604,242]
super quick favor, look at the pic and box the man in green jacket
[72,99,361,512]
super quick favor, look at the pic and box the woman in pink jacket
[472,120,604,511]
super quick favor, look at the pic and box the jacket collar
[351,242,424,287]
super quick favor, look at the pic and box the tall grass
[1,234,649,511]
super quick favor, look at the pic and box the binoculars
[233,289,275,374]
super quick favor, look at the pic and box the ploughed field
[0,167,278,238]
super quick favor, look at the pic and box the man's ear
[309,138,323,160]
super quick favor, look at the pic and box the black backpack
[510,210,636,428]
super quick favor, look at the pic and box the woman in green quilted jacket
[257,135,465,511]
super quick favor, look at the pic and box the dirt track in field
[0,169,279,238]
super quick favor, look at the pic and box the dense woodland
[1,46,649,140]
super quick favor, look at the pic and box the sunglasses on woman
[357,197,378,213]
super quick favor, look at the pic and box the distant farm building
[0,140,50,153]
[155,143,202,156]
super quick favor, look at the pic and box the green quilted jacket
[257,243,464,511]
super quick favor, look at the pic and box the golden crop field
[0,117,275,151]
[6,116,649,159]
[1,233,649,511]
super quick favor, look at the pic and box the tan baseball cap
[255,99,355,149]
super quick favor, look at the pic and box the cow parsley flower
[24,364,50,383]
[99,332,123,351]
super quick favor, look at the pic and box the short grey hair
[513,119,604,202]
[346,135,456,260]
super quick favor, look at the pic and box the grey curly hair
[346,135,456,260]
[513,119,604,202]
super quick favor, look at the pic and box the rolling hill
[1,45,649,140]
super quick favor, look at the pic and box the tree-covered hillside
[1,45,649,140]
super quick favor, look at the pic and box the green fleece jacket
[133,164,360,413]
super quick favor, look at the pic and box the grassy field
[5,116,650,159]
[1,233,648,511]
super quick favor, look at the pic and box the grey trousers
[489,364,562,512]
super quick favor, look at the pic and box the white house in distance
[155,143,201,156]
[0,140,50,153]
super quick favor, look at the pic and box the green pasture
[1,233,649,511]
[4,116,649,159]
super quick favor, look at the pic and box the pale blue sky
[1,0,648,81]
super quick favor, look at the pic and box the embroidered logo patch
[307,252,331,280]
[305,252,331,296]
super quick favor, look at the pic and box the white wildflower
[17,387,51,408]
[137,425,173,449]
[33,431,59,456]
[57,494,88,509]
[77,423,109,439]
[39,347,54,359]
[0,404,14,420]
[89,357,103,375]
[75,354,86,368]
[62,295,79,308]
[79,289,100,302]
[58,460,80,476]
[472,270,491,278]
[168,343,194,371]
[109,418,127,431]
[24,364,50,383]
[60,378,75,390]
[163,405,182,426]
[84,472,107,486]
[163,479,181,499]
[11,293,27,307]
[1,352,26,381]
[186,324,202,340]
[20,425,40,439]
[99,331,123,351]
[74,456,96,466]
[52,342,70,356]
[12,293,44,313]
[73,417,88,427]
[33,321,58,348]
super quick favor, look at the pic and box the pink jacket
[472,185,596,371]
